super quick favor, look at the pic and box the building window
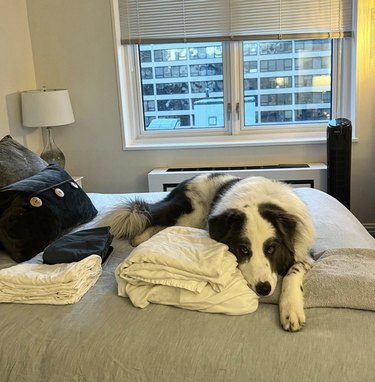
[116,0,353,148]
[120,38,353,148]
[242,39,332,126]
[139,42,225,130]
[134,39,334,132]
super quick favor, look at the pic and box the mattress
[0,188,374,382]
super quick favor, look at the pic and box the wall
[25,0,374,225]
[351,0,375,224]
[0,0,41,151]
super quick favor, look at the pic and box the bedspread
[1,189,375,382]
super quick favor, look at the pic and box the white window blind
[118,0,353,44]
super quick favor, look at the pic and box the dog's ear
[208,209,246,242]
[258,203,297,254]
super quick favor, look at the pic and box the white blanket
[115,227,258,315]
[0,255,102,305]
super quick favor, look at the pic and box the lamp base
[41,127,66,168]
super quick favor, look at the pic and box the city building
[139,40,331,129]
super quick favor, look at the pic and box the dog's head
[208,203,297,296]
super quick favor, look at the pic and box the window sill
[123,129,331,150]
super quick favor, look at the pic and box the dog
[102,174,315,331]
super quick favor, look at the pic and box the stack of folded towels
[116,226,259,315]
[0,255,102,305]
[0,227,113,305]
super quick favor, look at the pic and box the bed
[1,182,375,381]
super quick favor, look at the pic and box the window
[138,39,333,130]
[139,42,225,130]
[115,0,353,149]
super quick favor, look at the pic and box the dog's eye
[265,245,275,255]
[239,245,249,255]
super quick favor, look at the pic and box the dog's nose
[255,281,271,296]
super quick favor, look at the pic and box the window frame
[112,14,354,150]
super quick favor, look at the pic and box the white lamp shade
[21,89,75,127]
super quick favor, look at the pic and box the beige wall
[23,0,375,224]
[0,0,41,151]
[352,0,375,223]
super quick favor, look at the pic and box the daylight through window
[116,0,353,148]
[139,39,332,131]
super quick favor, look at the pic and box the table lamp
[21,88,75,168]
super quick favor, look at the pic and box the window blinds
[118,0,353,44]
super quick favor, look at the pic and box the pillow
[294,188,375,257]
[0,135,48,188]
[0,164,98,262]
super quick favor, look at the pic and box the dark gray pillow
[0,164,98,262]
[0,135,48,188]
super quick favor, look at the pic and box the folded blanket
[0,255,102,305]
[42,226,114,265]
[261,248,375,311]
[303,248,375,310]
[116,227,258,315]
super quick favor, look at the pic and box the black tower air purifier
[327,118,352,209]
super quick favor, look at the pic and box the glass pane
[139,43,225,131]
[243,39,332,126]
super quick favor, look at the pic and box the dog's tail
[99,198,151,240]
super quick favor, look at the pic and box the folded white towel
[0,255,102,305]
[261,248,375,312]
[303,248,375,310]
[116,227,258,315]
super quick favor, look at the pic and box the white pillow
[295,188,375,257]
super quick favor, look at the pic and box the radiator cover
[148,163,327,192]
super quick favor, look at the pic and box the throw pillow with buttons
[0,164,98,262]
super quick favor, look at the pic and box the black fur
[148,177,194,226]
[208,208,252,264]
[104,173,314,331]
[258,203,297,275]
[210,176,241,212]
[209,203,297,276]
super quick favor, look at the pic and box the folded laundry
[43,226,113,264]
[116,226,258,315]
[0,255,102,305]
[261,248,375,312]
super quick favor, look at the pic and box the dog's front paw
[129,234,145,247]
[279,299,305,332]
[130,226,165,247]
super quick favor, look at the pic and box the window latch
[235,102,240,120]
[226,103,232,120]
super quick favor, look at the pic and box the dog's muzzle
[255,281,272,296]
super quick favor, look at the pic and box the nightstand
[73,176,83,188]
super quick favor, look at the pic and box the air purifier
[326,118,352,209]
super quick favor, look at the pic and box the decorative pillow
[0,135,48,188]
[0,164,98,262]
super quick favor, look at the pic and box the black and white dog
[103,174,315,331]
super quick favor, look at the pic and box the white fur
[101,175,315,331]
[209,177,315,331]
[99,205,149,240]
[237,205,278,294]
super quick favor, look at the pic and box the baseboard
[364,223,375,237]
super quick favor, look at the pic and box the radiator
[148,163,327,192]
